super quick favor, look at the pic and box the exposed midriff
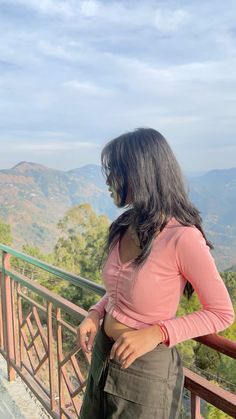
[103,310,136,341]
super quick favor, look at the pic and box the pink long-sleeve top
[88,217,235,348]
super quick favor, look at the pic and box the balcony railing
[0,243,235,419]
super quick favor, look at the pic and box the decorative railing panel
[0,246,97,418]
[0,244,236,419]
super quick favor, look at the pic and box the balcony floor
[0,354,51,419]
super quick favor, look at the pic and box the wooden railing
[0,244,235,418]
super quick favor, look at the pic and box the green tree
[54,203,109,308]
[0,217,12,246]
[11,244,56,290]
[207,388,233,418]
[193,343,223,379]
[221,271,236,304]
[176,293,201,364]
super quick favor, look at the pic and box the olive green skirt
[79,318,184,418]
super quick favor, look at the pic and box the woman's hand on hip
[109,324,163,369]
[77,310,100,354]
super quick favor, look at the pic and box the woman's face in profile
[106,174,121,206]
[106,172,132,207]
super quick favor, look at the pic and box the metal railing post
[47,301,57,412]
[0,271,5,352]
[191,393,203,419]
[2,251,16,381]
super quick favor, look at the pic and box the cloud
[0,59,21,71]
[12,0,74,18]
[107,53,236,87]
[3,0,192,35]
[0,1,236,171]
[38,40,75,61]
[0,140,99,152]
[153,9,190,32]
[80,1,99,17]
[63,79,113,96]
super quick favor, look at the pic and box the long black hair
[101,128,213,300]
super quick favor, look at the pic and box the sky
[0,0,236,173]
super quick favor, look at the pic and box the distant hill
[188,168,236,271]
[224,265,236,272]
[0,162,235,271]
[0,162,119,252]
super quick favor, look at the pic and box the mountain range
[0,161,235,271]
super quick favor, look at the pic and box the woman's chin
[110,193,119,206]
[112,198,121,207]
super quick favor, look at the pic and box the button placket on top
[114,264,122,306]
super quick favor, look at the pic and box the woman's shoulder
[165,217,203,243]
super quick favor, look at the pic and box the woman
[78,128,235,418]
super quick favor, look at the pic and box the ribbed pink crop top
[88,218,235,348]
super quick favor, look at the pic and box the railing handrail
[0,244,106,296]
[195,334,236,360]
[4,268,88,320]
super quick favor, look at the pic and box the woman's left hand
[109,325,163,369]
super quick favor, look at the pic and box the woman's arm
[87,292,109,320]
[159,227,235,348]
